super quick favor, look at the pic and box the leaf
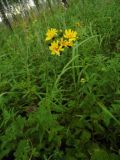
[81,130,91,143]
[91,149,110,160]
[91,148,120,160]
[101,111,111,126]
[98,102,120,126]
[14,140,30,160]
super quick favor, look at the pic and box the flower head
[60,38,74,47]
[64,29,78,41]
[65,40,74,47]
[75,22,81,27]
[60,38,67,47]
[49,40,64,56]
[45,28,58,41]
[80,78,86,84]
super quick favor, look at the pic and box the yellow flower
[45,28,58,41]
[65,40,74,47]
[60,38,74,47]
[64,29,78,41]
[75,22,81,27]
[60,38,67,47]
[80,78,86,84]
[49,40,64,56]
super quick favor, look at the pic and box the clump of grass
[0,0,120,159]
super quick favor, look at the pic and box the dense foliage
[0,0,120,159]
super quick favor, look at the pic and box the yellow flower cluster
[45,28,78,56]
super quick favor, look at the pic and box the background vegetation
[0,0,120,159]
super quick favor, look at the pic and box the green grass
[0,0,120,159]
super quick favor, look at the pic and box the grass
[0,0,120,159]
